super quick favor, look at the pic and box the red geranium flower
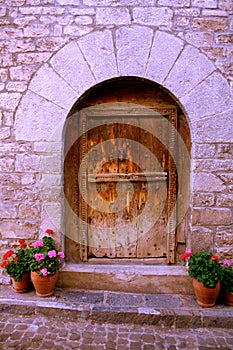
[211,255,219,263]
[182,250,192,261]
[20,242,27,249]
[3,250,14,260]
[46,229,53,234]
[1,261,10,268]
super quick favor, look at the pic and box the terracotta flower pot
[31,271,58,297]
[193,279,221,308]
[225,291,233,306]
[11,272,30,293]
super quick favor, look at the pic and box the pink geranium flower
[34,253,45,261]
[223,260,232,266]
[58,252,65,259]
[41,268,48,276]
[48,250,56,258]
[33,241,44,248]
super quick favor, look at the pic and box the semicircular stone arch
[14,26,233,257]
[15,27,233,143]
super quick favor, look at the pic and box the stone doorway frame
[14,27,233,257]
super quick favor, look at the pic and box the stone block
[116,26,153,76]
[216,226,233,246]
[78,30,117,82]
[1,187,40,202]
[158,0,190,6]
[106,292,142,306]
[192,0,217,8]
[133,7,173,27]
[164,45,215,97]
[29,64,77,110]
[0,174,21,186]
[185,31,214,47]
[40,154,62,174]
[40,174,61,187]
[18,203,41,220]
[192,193,215,207]
[193,159,233,172]
[0,127,11,140]
[74,16,93,25]
[63,24,93,37]
[216,194,233,207]
[181,73,233,122]
[193,110,233,143]
[96,8,130,25]
[23,24,49,37]
[193,172,225,192]
[56,0,80,4]
[192,208,232,226]
[216,34,233,44]
[3,111,13,126]
[0,203,17,219]
[35,37,67,52]
[146,31,183,84]
[219,0,233,10]
[83,0,156,4]
[216,247,233,260]
[14,90,65,142]
[193,143,216,158]
[40,186,62,202]
[0,93,21,111]
[21,174,37,185]
[0,220,38,239]
[50,41,95,96]
[15,154,40,172]
[221,145,233,164]
[192,17,228,31]
[190,227,214,252]
[17,52,52,65]
[218,173,233,185]
[0,157,15,172]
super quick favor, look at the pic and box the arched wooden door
[68,104,177,263]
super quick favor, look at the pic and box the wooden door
[78,105,177,263]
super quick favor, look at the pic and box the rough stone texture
[192,208,232,226]
[193,172,225,192]
[146,31,183,83]
[50,41,95,95]
[29,64,77,109]
[0,294,233,350]
[181,72,233,122]
[0,1,233,282]
[164,45,215,97]
[116,26,153,76]
[78,30,117,81]
[14,90,65,141]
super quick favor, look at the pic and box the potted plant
[28,229,65,297]
[1,239,30,293]
[182,251,222,307]
[221,260,233,306]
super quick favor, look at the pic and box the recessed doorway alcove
[58,77,192,294]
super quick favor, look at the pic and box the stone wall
[0,0,233,277]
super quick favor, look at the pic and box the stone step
[0,285,232,329]
[57,263,194,295]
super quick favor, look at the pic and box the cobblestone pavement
[0,313,233,350]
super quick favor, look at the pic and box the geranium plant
[28,229,65,276]
[182,251,222,288]
[221,260,233,293]
[1,239,30,281]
